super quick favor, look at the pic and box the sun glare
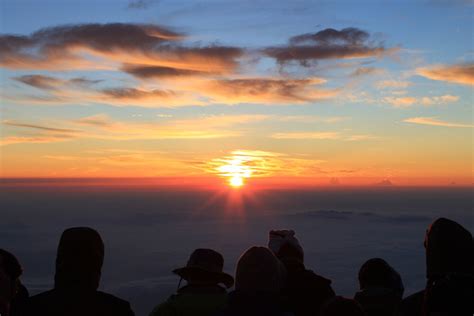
[229,175,244,187]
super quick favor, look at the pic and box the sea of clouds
[1,185,472,316]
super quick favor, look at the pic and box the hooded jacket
[354,257,404,316]
[399,218,474,316]
[23,227,134,316]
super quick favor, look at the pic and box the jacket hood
[425,218,473,278]
[54,227,104,291]
[358,258,404,298]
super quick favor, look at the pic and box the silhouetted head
[54,227,104,291]
[235,246,286,293]
[358,258,404,298]
[173,248,234,288]
[0,249,22,302]
[268,230,304,264]
[321,296,366,316]
[424,218,473,279]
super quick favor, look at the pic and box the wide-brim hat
[173,248,234,288]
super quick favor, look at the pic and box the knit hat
[268,230,304,263]
[173,248,234,288]
[235,246,286,292]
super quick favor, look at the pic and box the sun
[229,175,244,188]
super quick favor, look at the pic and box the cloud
[0,135,76,146]
[122,64,209,79]
[263,27,397,66]
[12,75,101,90]
[351,66,384,77]
[271,132,341,139]
[2,120,80,133]
[201,149,327,178]
[203,77,336,104]
[384,95,459,107]
[127,0,159,9]
[403,117,473,128]
[12,75,62,90]
[420,94,459,105]
[1,114,273,146]
[0,23,242,73]
[74,114,113,127]
[375,179,394,186]
[383,97,417,108]
[271,131,378,141]
[416,63,474,85]
[376,80,412,89]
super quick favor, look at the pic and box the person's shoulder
[148,296,177,316]
[399,290,424,316]
[95,291,134,315]
[95,290,131,306]
[27,289,57,304]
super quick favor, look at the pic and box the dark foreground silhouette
[1,217,473,316]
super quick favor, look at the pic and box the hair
[0,249,22,280]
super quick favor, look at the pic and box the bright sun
[229,175,244,187]
[215,153,253,188]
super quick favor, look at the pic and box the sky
[0,0,472,186]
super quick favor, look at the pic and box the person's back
[22,227,134,316]
[0,249,28,316]
[26,288,133,316]
[268,230,335,316]
[354,258,404,316]
[149,248,233,316]
[150,285,228,316]
[320,296,365,316]
[216,246,290,316]
[399,218,474,316]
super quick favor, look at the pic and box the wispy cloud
[384,94,459,107]
[201,149,327,178]
[270,131,378,141]
[127,0,159,10]
[203,77,336,104]
[403,117,473,128]
[271,132,341,139]
[375,80,412,89]
[416,63,474,85]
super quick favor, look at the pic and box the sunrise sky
[0,0,472,186]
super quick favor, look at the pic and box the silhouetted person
[354,258,403,316]
[399,218,474,316]
[216,246,289,316]
[0,249,28,316]
[23,227,134,316]
[149,248,233,316]
[268,230,335,316]
[320,296,366,316]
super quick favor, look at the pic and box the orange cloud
[271,132,341,139]
[203,77,335,104]
[384,95,459,107]
[383,97,417,108]
[376,80,412,89]
[403,117,473,128]
[416,63,474,85]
